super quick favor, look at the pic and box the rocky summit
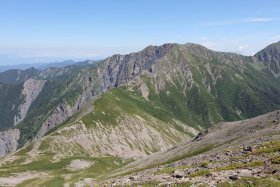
[0,42,280,186]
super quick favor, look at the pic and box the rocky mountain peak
[97,43,176,90]
[254,41,280,76]
[181,43,216,58]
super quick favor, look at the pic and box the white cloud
[201,17,279,27]
[238,44,249,52]
[243,18,277,23]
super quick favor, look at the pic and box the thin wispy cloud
[244,18,277,22]
[202,17,279,27]
[238,44,249,52]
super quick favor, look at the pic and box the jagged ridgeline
[0,42,280,156]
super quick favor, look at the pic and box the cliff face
[0,78,46,156]
[36,102,78,139]
[98,44,173,91]
[14,79,47,126]
[0,129,20,157]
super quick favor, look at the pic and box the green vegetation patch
[0,154,132,184]
[81,85,191,131]
[200,161,210,168]
[271,156,280,164]
[41,176,65,187]
[16,178,40,187]
[250,141,280,155]
[165,145,214,165]
[215,160,263,172]
[15,143,34,156]
[118,145,214,178]
[154,165,190,175]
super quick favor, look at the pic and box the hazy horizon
[1,0,280,65]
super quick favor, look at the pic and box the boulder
[229,175,238,180]
[171,170,184,179]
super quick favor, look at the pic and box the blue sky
[0,0,280,65]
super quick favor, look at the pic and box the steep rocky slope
[14,79,47,126]
[98,110,280,186]
[0,64,94,155]
[255,41,280,76]
[0,129,20,157]
[0,82,23,131]
[109,110,280,175]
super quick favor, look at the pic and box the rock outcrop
[255,41,280,76]
[14,79,47,126]
[98,44,174,91]
[36,102,77,139]
[0,129,20,157]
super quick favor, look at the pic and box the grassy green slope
[158,46,280,124]
[42,85,197,158]
[0,143,131,185]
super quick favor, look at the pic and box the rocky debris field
[97,111,280,187]
[101,139,280,186]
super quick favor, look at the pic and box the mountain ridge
[0,60,81,73]
[1,42,280,151]
[0,41,280,186]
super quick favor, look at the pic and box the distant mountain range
[0,60,83,72]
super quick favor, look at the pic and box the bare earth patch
[67,159,92,171]
[139,82,149,100]
[0,172,47,186]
